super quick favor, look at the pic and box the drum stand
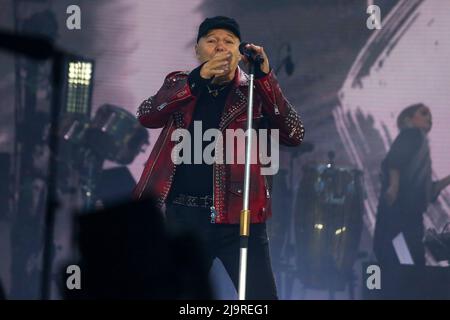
[277,148,303,300]
[80,149,104,212]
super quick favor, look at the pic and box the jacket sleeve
[254,70,305,146]
[136,71,194,128]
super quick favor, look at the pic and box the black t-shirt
[168,64,268,200]
[168,65,232,198]
[379,127,432,218]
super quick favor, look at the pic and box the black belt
[172,194,213,208]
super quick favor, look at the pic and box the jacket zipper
[210,85,263,223]
[263,78,279,115]
[210,102,245,223]
[210,164,217,223]
[264,175,270,199]
[211,106,246,223]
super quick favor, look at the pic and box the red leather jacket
[133,67,304,224]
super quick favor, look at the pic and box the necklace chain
[207,84,227,97]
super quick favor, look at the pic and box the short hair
[396,103,427,130]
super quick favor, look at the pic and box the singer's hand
[200,51,233,79]
[385,185,398,206]
[242,43,270,74]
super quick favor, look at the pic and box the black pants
[374,203,425,267]
[165,203,278,300]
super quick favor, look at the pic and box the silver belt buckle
[186,195,197,207]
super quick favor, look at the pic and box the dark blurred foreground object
[94,167,136,208]
[63,197,213,299]
[424,223,450,262]
[0,279,5,300]
[362,262,450,299]
[0,153,10,220]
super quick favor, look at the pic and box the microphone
[239,42,264,64]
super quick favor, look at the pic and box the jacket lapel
[219,67,249,131]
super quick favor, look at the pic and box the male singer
[134,16,304,299]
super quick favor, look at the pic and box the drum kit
[60,104,149,165]
[295,162,364,293]
[58,104,149,209]
[272,148,365,298]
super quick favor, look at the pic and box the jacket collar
[233,66,250,88]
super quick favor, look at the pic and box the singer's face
[196,29,241,75]
[410,106,432,133]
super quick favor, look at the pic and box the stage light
[64,58,95,119]
[314,223,324,230]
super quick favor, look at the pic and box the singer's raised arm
[136,71,194,128]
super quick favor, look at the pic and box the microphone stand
[238,57,261,300]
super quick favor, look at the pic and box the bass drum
[86,104,149,165]
[294,164,364,290]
